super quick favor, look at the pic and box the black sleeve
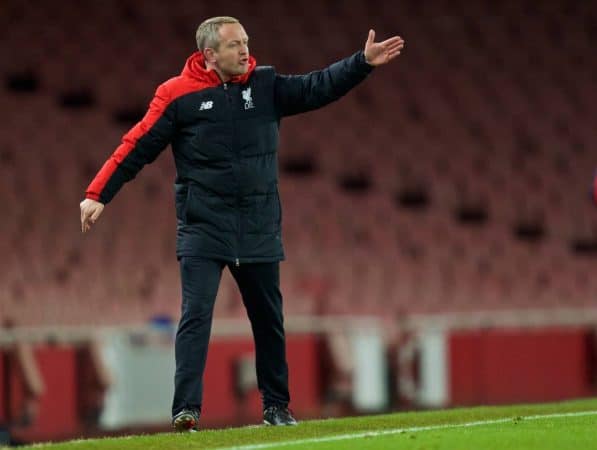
[274,50,374,117]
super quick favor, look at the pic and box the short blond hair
[196,16,240,51]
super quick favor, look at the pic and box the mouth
[239,58,249,65]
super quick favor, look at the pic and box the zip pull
[235,258,240,267]
[223,83,228,90]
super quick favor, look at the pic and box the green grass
[8,398,597,450]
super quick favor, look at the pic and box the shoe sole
[263,419,298,426]
[173,414,198,432]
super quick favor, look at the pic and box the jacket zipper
[224,82,241,267]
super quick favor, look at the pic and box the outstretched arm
[80,82,176,233]
[274,30,404,117]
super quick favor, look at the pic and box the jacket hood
[181,51,256,85]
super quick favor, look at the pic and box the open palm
[364,29,405,66]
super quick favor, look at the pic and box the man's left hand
[364,29,405,66]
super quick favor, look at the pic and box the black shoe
[172,408,200,432]
[263,405,298,426]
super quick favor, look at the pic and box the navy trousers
[171,256,290,416]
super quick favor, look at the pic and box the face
[206,23,250,78]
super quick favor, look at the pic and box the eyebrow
[229,37,249,44]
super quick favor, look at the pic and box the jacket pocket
[246,192,280,235]
[185,185,236,231]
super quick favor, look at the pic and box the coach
[80,16,404,431]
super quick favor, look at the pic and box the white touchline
[215,410,597,450]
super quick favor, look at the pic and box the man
[80,16,404,432]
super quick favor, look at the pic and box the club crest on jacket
[242,87,255,110]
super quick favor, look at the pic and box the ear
[203,48,216,64]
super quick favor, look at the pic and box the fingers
[368,29,403,47]
[81,216,89,233]
[387,49,402,61]
[90,206,103,222]
[386,42,404,56]
[382,37,405,61]
[385,40,404,51]
[381,36,405,48]
[81,209,91,233]
[80,201,88,233]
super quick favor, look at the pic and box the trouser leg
[172,256,224,416]
[229,261,290,409]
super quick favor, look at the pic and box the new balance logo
[199,101,213,111]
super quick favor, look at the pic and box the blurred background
[1,0,596,445]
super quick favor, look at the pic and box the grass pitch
[9,398,597,450]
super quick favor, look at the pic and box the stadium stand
[1,0,596,327]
